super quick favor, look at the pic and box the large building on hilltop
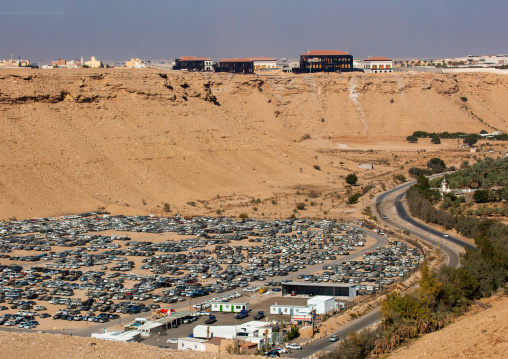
[174,56,213,71]
[215,57,277,74]
[299,50,353,73]
[363,57,393,73]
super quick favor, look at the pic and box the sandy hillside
[388,294,508,359]
[0,331,250,359]
[0,69,507,219]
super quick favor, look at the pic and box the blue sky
[1,0,507,62]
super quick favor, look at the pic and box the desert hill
[0,69,507,219]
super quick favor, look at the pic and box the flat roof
[211,302,249,305]
[282,281,356,287]
[302,50,349,56]
[308,295,335,301]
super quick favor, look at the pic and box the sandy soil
[0,70,506,221]
[0,331,251,359]
[388,294,508,359]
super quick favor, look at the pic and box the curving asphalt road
[292,174,479,358]
[375,174,475,269]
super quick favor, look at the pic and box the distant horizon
[1,0,507,63]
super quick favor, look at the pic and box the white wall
[178,338,207,351]
[254,61,277,70]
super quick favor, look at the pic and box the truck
[253,311,265,320]
[234,310,248,319]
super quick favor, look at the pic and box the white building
[210,302,249,313]
[270,305,309,315]
[363,57,393,73]
[250,57,277,71]
[307,296,335,314]
[91,330,141,342]
[193,321,272,341]
[467,54,508,67]
[178,337,207,351]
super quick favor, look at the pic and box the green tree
[345,173,358,186]
[473,189,490,203]
[406,135,418,143]
[427,157,447,173]
[431,137,441,144]
[463,136,478,146]
[416,175,431,191]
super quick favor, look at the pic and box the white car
[443,233,449,238]
[286,344,302,350]
[167,338,178,344]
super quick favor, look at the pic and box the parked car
[286,344,302,350]
[167,338,178,344]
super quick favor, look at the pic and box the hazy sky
[1,0,507,62]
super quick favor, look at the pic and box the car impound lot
[0,214,421,334]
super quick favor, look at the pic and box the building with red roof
[299,50,353,73]
[363,57,393,73]
[174,56,213,71]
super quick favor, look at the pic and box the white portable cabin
[269,305,309,315]
[210,302,249,313]
[307,296,335,314]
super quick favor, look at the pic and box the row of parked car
[0,214,415,330]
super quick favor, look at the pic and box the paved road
[375,174,475,269]
[290,309,380,359]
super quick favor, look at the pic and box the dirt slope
[0,331,248,359]
[388,295,508,359]
[0,69,507,219]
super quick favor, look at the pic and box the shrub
[239,213,249,219]
[295,202,306,210]
[393,174,407,183]
[345,173,358,186]
[460,96,468,102]
[187,201,196,207]
[347,193,362,204]
[287,325,300,341]
[313,165,321,171]
[163,203,171,212]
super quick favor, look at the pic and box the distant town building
[466,54,508,67]
[363,57,393,73]
[299,50,353,73]
[0,58,31,67]
[174,56,213,71]
[51,58,67,67]
[85,56,103,68]
[125,58,146,68]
